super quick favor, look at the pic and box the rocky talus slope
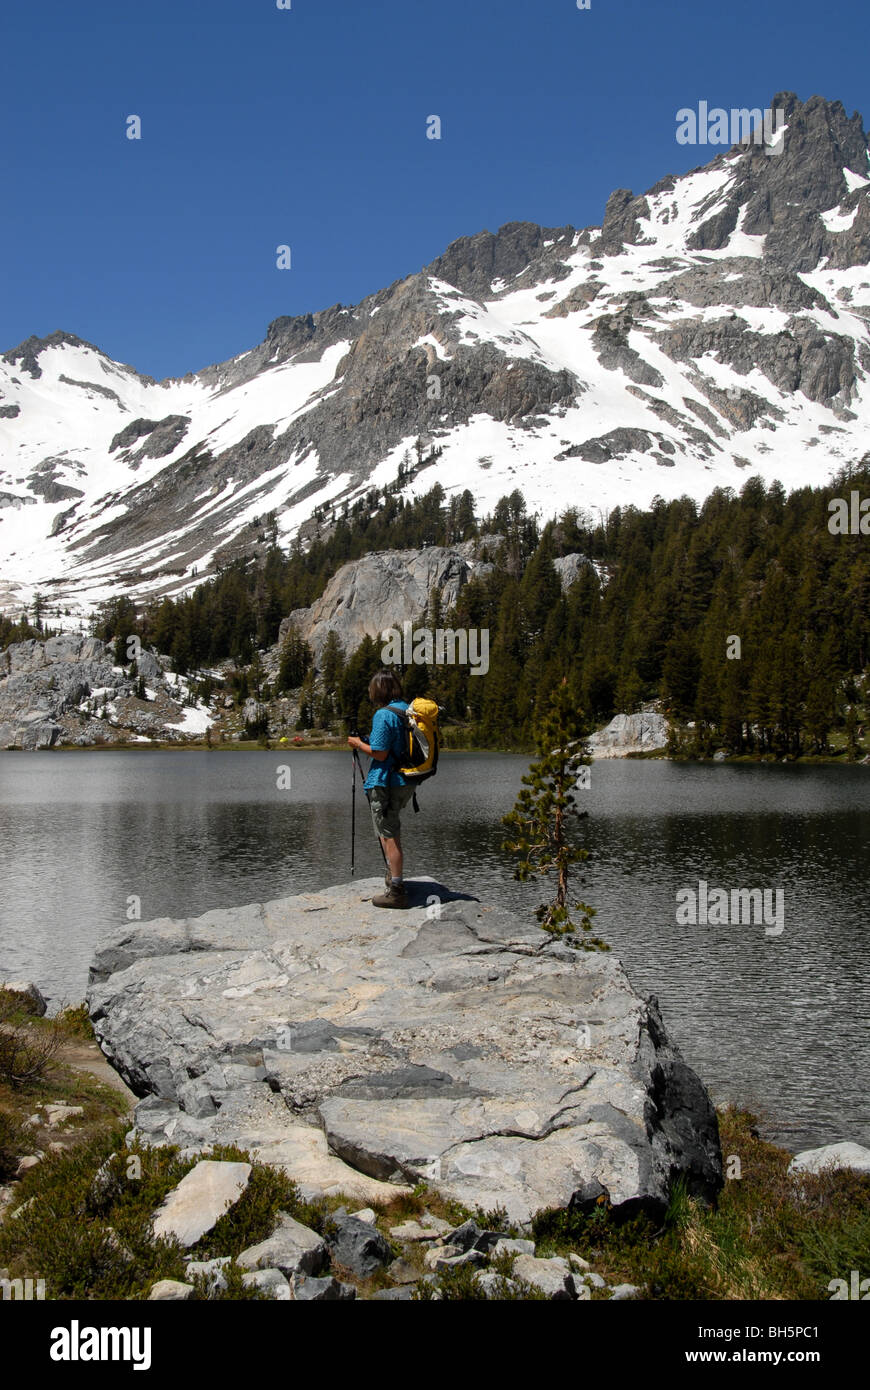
[0,634,212,748]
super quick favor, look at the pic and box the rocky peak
[2,331,98,380]
[426,220,576,300]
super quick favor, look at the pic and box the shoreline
[4,741,866,766]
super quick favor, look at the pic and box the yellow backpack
[387,698,440,784]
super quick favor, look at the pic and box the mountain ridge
[2,90,869,618]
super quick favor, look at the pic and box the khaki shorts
[367,783,415,840]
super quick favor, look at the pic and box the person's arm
[348,735,387,759]
[350,707,393,761]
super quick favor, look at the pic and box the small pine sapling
[502,682,608,951]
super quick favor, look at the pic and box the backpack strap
[382,702,408,780]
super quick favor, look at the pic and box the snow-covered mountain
[2,90,869,618]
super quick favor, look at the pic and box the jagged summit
[1,91,869,615]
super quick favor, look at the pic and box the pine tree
[296,671,316,730]
[339,634,382,731]
[277,624,312,692]
[501,682,607,950]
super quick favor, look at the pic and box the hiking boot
[372,882,409,909]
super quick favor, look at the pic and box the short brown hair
[368,669,403,707]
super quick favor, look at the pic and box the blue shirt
[363,703,408,790]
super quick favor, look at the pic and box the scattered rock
[349,1207,376,1225]
[512,1254,578,1299]
[44,1104,84,1129]
[389,1220,443,1243]
[242,1268,291,1300]
[326,1209,393,1278]
[445,1219,483,1252]
[292,1275,356,1301]
[16,1155,41,1177]
[386,1257,420,1285]
[148,1279,194,1301]
[186,1256,232,1292]
[491,1237,536,1258]
[577,1270,607,1289]
[424,1244,462,1269]
[372,1285,417,1301]
[433,1249,487,1271]
[0,980,47,1016]
[237,1211,327,1279]
[151,1159,252,1247]
[476,1270,520,1298]
[610,1282,642,1300]
[420,1214,452,1236]
[788,1141,870,1176]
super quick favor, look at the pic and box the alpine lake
[1,751,867,1153]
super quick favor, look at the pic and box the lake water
[1,751,867,1153]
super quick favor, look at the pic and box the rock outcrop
[87,878,722,1227]
[588,711,669,758]
[277,541,494,664]
[0,634,213,748]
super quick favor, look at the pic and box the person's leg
[370,787,411,908]
[382,833,402,881]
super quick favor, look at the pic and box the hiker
[348,670,415,909]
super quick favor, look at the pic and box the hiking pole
[351,745,389,870]
[347,715,389,875]
[350,740,357,878]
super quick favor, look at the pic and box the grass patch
[0,1128,316,1299]
[529,1107,870,1300]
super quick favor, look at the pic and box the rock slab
[788,1141,870,1176]
[88,878,722,1226]
[237,1211,327,1278]
[151,1159,251,1247]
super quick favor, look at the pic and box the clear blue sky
[1,0,866,380]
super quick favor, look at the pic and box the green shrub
[55,1003,95,1040]
[0,1014,63,1087]
[0,1107,26,1182]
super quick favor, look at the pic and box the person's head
[368,669,403,708]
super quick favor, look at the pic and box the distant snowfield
[165,704,215,734]
[2,135,870,616]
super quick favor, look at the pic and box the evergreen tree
[296,671,316,730]
[277,624,312,692]
[502,683,607,950]
[339,634,382,731]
